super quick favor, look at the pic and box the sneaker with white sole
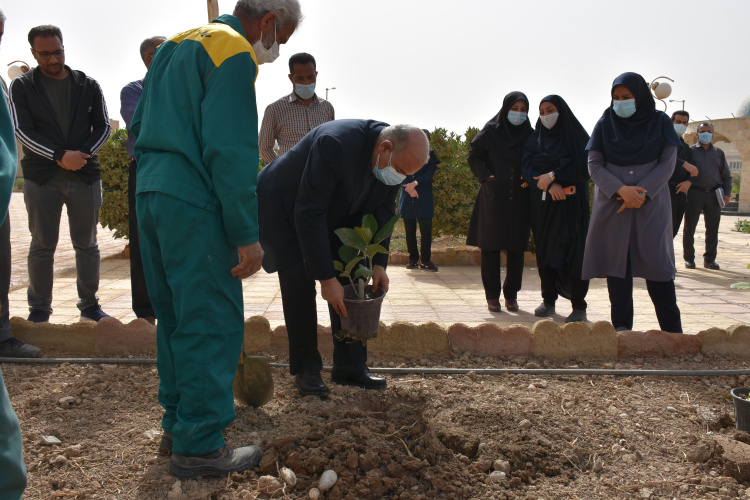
[80,305,110,322]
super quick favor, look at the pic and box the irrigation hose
[2,357,750,377]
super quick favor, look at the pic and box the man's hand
[534,172,554,191]
[616,185,647,213]
[230,242,263,279]
[58,150,91,171]
[724,195,732,206]
[548,183,565,201]
[371,266,389,294]
[405,181,419,198]
[321,278,347,317]
[682,162,699,177]
[675,180,692,194]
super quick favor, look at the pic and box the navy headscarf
[586,72,680,166]
[531,94,590,174]
[472,91,534,156]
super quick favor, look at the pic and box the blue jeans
[23,172,102,313]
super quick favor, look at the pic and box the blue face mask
[507,111,527,126]
[372,151,406,185]
[612,99,636,118]
[673,124,687,136]
[295,83,315,100]
[698,132,713,144]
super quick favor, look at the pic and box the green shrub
[732,171,741,194]
[735,219,750,234]
[430,126,479,237]
[98,128,130,240]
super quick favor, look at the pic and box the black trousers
[538,264,589,310]
[0,215,10,341]
[403,217,432,263]
[480,249,524,301]
[682,188,721,262]
[278,260,367,375]
[606,254,682,333]
[128,160,155,318]
[669,187,687,239]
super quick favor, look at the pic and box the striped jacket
[9,66,110,185]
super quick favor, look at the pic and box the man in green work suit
[131,0,301,479]
[0,6,30,498]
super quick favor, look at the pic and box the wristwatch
[548,171,555,181]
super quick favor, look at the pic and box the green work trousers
[0,367,27,499]
[137,192,244,456]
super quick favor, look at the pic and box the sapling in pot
[333,213,400,300]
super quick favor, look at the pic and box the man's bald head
[376,125,429,175]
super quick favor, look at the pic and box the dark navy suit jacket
[257,119,398,280]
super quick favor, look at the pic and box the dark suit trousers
[480,249,524,301]
[278,260,367,375]
[128,160,155,318]
[682,188,721,262]
[669,188,687,239]
[606,254,682,333]
[403,218,432,263]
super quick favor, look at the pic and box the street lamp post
[325,87,336,100]
[669,99,685,110]
[650,76,674,111]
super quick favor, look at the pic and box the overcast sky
[3,0,749,138]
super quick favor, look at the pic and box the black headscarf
[531,94,590,173]
[471,91,533,156]
[586,72,681,166]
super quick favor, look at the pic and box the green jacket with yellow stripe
[132,14,259,246]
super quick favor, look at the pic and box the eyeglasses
[33,49,64,60]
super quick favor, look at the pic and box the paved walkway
[6,193,750,334]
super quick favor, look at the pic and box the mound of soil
[5,353,750,499]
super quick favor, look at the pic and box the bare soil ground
[6,351,750,500]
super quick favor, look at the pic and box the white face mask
[540,112,559,129]
[252,25,280,65]
[295,83,316,100]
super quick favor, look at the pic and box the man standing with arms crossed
[258,52,334,164]
[10,25,111,323]
[120,36,165,324]
[132,0,301,479]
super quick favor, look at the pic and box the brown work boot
[169,444,262,479]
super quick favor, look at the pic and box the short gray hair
[697,122,714,132]
[381,124,430,165]
[234,0,302,29]
[0,7,6,23]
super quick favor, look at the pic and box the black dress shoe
[294,371,330,396]
[487,299,501,312]
[704,261,720,270]
[505,299,519,312]
[685,260,696,269]
[331,364,386,390]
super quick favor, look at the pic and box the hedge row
[97,127,482,240]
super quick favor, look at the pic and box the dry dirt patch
[5,353,750,499]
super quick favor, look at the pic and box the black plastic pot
[731,387,750,432]
[340,284,386,339]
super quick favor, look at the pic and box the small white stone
[667,406,677,412]
[489,471,506,483]
[280,467,297,488]
[493,459,511,474]
[58,396,76,405]
[258,476,284,497]
[318,470,338,492]
[49,455,67,465]
[308,487,321,500]
[518,419,532,430]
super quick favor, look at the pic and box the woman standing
[399,130,440,272]
[467,91,533,312]
[583,72,682,333]
[522,95,591,323]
